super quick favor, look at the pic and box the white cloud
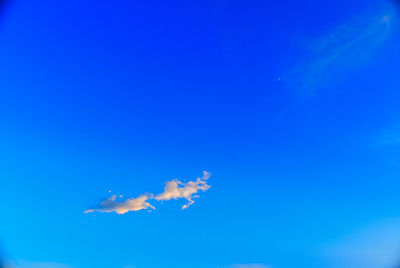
[84,194,155,215]
[85,171,211,214]
[155,171,211,209]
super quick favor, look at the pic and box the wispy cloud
[155,171,211,209]
[85,171,211,214]
[374,130,400,147]
[5,260,73,268]
[321,220,400,268]
[289,4,394,94]
[368,113,400,149]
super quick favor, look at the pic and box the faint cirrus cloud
[286,3,394,95]
[370,113,400,148]
[5,260,73,268]
[321,220,400,268]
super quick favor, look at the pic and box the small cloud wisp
[85,171,211,214]
[288,4,394,94]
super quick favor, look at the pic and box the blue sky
[1,0,400,267]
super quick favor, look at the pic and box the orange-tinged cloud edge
[85,171,211,214]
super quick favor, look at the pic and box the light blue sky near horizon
[1,0,400,267]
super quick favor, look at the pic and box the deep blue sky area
[1,0,400,268]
